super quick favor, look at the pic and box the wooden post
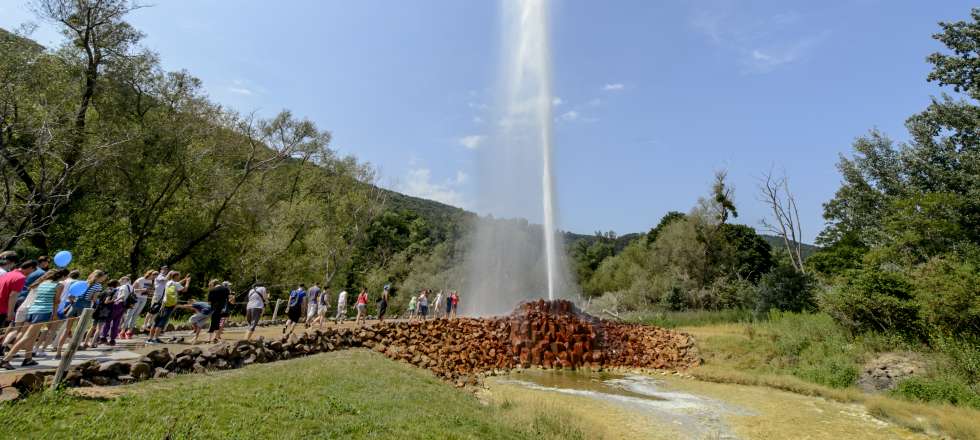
[271,299,282,322]
[51,308,94,390]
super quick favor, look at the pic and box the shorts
[287,305,302,323]
[27,312,52,324]
[317,304,329,316]
[306,304,318,319]
[419,305,428,317]
[14,303,30,323]
[153,306,175,329]
[189,312,210,329]
[246,308,262,331]
[356,303,366,315]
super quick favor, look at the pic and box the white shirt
[247,287,266,309]
[113,283,133,302]
[153,273,168,302]
[337,290,348,306]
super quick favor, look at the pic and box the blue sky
[1,0,974,242]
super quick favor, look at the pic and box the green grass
[0,350,589,440]
[626,308,755,328]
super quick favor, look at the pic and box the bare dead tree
[759,167,806,273]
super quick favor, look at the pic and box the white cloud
[458,134,486,150]
[455,170,469,184]
[472,116,484,124]
[399,168,469,208]
[558,110,579,121]
[602,83,625,91]
[690,8,828,75]
[228,79,256,96]
[552,96,564,106]
[467,101,489,110]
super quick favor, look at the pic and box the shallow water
[490,369,928,440]
[498,370,749,439]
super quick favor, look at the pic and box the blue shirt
[288,289,306,307]
[18,268,46,300]
[191,302,212,315]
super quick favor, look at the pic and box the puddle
[497,370,752,439]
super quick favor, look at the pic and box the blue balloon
[68,281,89,297]
[53,250,73,267]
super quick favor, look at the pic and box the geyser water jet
[465,0,573,315]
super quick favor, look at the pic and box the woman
[99,276,132,346]
[450,291,460,318]
[122,270,155,339]
[206,279,229,343]
[354,288,368,326]
[377,287,389,323]
[88,279,118,348]
[310,289,330,329]
[417,290,429,321]
[56,270,105,352]
[407,294,417,321]
[244,285,267,341]
[147,271,190,344]
[432,290,443,319]
[0,269,68,370]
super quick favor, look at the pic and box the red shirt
[0,270,27,315]
[356,292,368,305]
[451,294,459,305]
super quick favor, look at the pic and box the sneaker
[54,354,62,360]
[108,340,116,346]
[21,359,38,367]
[145,339,156,345]
[0,360,14,370]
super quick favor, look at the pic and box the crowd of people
[0,250,462,371]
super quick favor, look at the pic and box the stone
[131,362,152,381]
[152,368,170,379]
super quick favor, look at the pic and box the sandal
[0,360,14,370]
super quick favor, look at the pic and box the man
[335,290,348,324]
[0,261,37,330]
[144,266,170,332]
[305,283,321,328]
[0,251,18,276]
[283,284,306,336]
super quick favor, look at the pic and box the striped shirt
[81,282,103,302]
[27,281,59,314]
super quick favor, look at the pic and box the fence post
[51,308,94,390]
[271,299,282,322]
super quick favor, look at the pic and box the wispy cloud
[399,168,469,208]
[472,116,484,124]
[552,96,564,106]
[602,83,625,91]
[558,110,579,122]
[458,134,486,150]
[690,8,829,74]
[228,79,257,96]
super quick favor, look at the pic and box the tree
[760,169,807,273]
[645,211,685,244]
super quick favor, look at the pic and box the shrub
[913,257,980,338]
[819,267,922,338]
[893,377,980,409]
[763,312,860,388]
[754,264,814,315]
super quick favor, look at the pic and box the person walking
[377,285,389,323]
[88,279,117,347]
[450,290,460,318]
[407,294,417,321]
[283,284,306,336]
[354,288,368,326]
[122,270,155,339]
[432,290,443,319]
[147,271,190,344]
[0,261,36,335]
[100,276,133,346]
[305,283,321,329]
[143,267,170,333]
[417,290,429,321]
[244,285,267,341]
[0,269,68,370]
[335,290,348,324]
[206,279,230,343]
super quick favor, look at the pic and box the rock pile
[366,299,700,385]
[1,300,700,396]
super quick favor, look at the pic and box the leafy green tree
[754,263,814,315]
[645,211,685,244]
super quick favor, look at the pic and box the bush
[754,264,814,315]
[913,257,980,338]
[762,312,860,388]
[819,267,922,337]
[893,377,980,409]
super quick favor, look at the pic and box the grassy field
[0,350,590,440]
[661,311,980,439]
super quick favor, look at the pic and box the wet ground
[485,369,929,440]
